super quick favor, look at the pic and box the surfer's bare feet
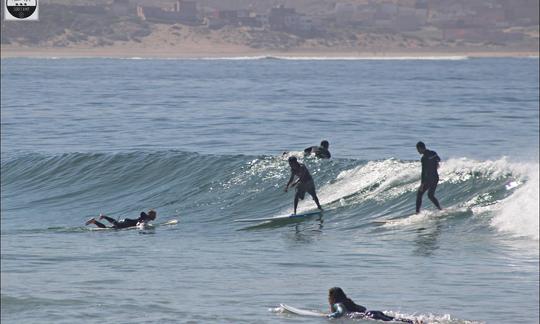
[85,218,96,225]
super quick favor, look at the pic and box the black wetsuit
[330,302,413,323]
[416,149,442,213]
[287,162,322,214]
[331,299,366,313]
[304,145,331,159]
[93,212,152,229]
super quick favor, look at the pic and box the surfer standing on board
[284,156,323,215]
[416,141,442,214]
[85,210,157,229]
[304,140,331,159]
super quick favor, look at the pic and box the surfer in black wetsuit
[416,141,442,214]
[284,156,323,215]
[327,287,416,323]
[85,210,157,229]
[304,140,331,159]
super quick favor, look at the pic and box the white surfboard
[234,211,322,223]
[139,219,179,228]
[373,207,466,226]
[161,219,179,226]
[280,304,327,317]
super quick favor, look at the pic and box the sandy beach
[2,44,537,59]
[2,24,537,59]
[2,0,538,60]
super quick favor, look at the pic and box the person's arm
[328,303,346,319]
[138,212,149,222]
[137,215,150,226]
[304,146,313,155]
[285,172,295,192]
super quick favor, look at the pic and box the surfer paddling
[85,210,157,229]
[284,156,323,215]
[416,141,442,214]
[304,140,331,159]
[327,287,417,323]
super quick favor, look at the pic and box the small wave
[196,55,470,61]
[4,55,470,61]
[267,55,469,61]
[490,164,539,240]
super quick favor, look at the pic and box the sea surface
[1,57,539,324]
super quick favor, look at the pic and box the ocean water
[1,57,538,324]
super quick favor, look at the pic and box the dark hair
[320,140,329,148]
[328,287,366,313]
[416,141,426,149]
[288,156,297,163]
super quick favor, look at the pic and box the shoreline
[1,45,538,59]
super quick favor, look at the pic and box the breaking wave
[1,151,537,240]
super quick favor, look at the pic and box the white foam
[254,55,469,61]
[258,156,539,239]
[287,158,419,214]
[439,157,524,184]
[71,55,471,61]
[439,157,539,240]
[490,165,539,240]
[386,310,484,324]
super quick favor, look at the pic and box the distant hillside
[1,0,538,54]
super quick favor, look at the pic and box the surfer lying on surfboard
[328,287,417,323]
[85,210,157,229]
[284,156,323,215]
[304,140,331,159]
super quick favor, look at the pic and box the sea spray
[491,164,539,240]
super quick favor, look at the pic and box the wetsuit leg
[427,180,442,210]
[92,220,107,228]
[365,310,395,322]
[416,185,428,213]
[307,184,322,210]
[296,184,307,200]
[293,193,300,215]
[294,184,306,214]
[302,180,321,210]
[100,216,119,226]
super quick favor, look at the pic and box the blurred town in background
[1,0,538,54]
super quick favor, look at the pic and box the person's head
[148,209,157,220]
[288,156,300,168]
[416,141,426,154]
[320,140,329,149]
[328,287,348,305]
